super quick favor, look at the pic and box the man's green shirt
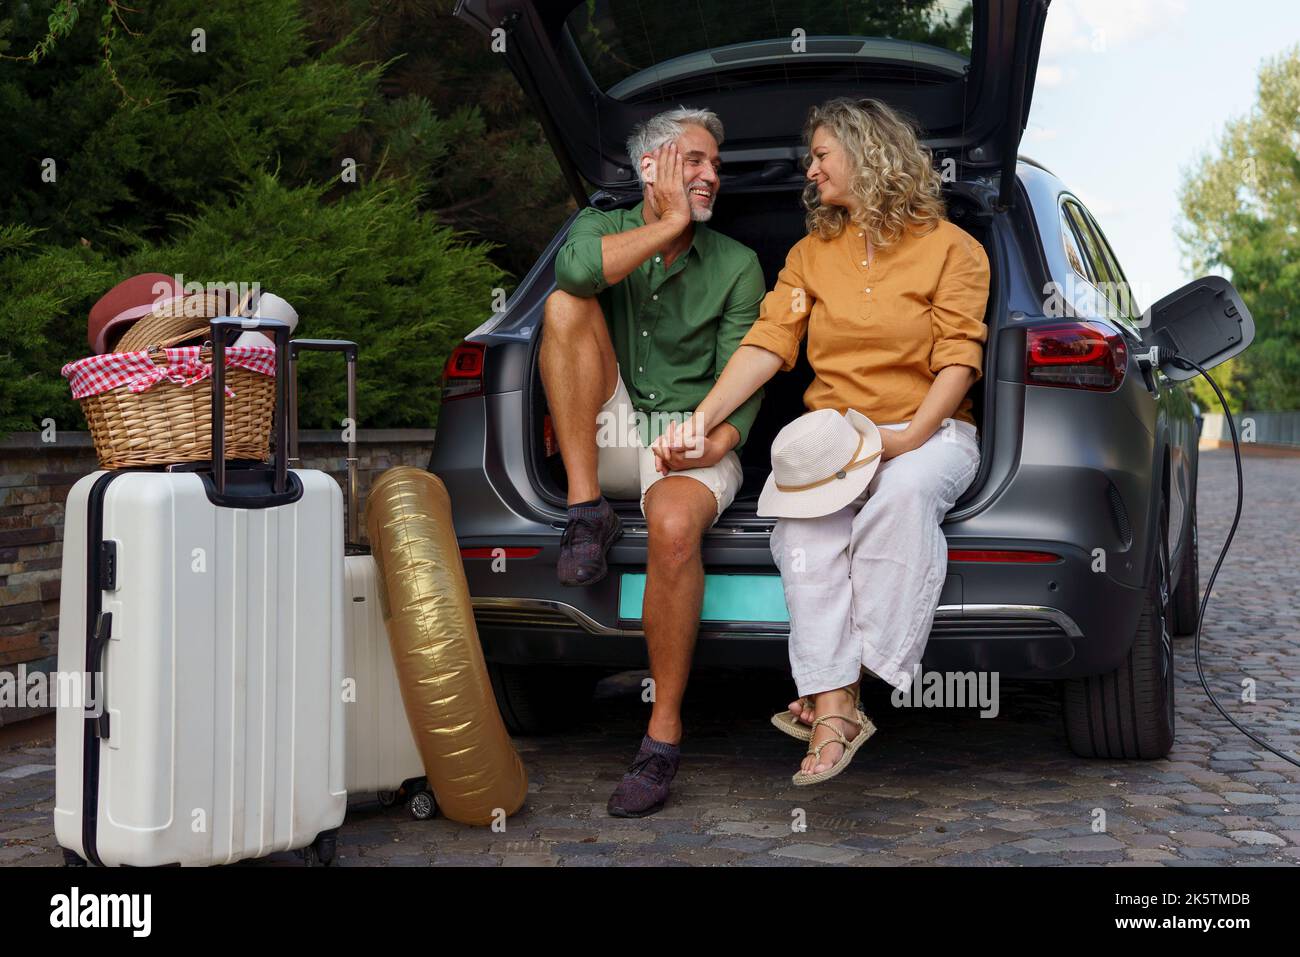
[552,200,765,451]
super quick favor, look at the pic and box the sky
[1023,0,1300,308]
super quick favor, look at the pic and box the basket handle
[210,318,291,495]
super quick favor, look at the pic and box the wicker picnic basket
[70,346,275,469]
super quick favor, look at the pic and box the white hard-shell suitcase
[283,343,432,820]
[342,555,428,816]
[54,319,347,866]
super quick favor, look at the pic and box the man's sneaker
[557,497,622,586]
[607,735,680,818]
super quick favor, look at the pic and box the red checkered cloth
[62,346,275,400]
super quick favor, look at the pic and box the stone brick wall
[0,429,435,726]
[0,434,86,722]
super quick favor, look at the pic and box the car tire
[1170,495,1200,638]
[487,661,600,736]
[1063,497,1175,759]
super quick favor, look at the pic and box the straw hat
[756,408,883,518]
[87,273,179,354]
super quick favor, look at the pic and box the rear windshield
[567,0,975,97]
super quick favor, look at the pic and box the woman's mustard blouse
[739,217,991,427]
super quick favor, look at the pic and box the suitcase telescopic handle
[210,318,292,496]
[286,339,359,547]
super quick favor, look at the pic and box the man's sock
[567,496,606,521]
[640,734,680,756]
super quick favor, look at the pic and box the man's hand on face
[650,415,724,475]
[647,142,691,233]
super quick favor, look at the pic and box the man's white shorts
[595,372,743,525]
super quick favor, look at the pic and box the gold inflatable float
[364,466,527,825]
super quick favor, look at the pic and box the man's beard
[688,180,715,222]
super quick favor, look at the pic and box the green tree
[299,0,576,278]
[1177,44,1300,412]
[121,174,504,431]
[0,0,379,251]
[0,0,507,438]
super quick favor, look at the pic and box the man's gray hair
[626,107,724,187]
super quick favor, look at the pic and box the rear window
[567,0,975,98]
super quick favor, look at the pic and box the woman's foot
[799,686,863,775]
[786,697,815,728]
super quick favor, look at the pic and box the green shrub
[0,0,511,441]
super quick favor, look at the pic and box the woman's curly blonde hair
[802,97,947,249]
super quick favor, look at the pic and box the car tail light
[442,341,485,400]
[459,547,541,559]
[948,549,1062,563]
[1025,320,1127,391]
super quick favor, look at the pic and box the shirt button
[654,256,661,263]
[642,331,648,337]
[861,260,868,266]
[638,366,643,372]
[652,294,658,300]
[865,288,872,293]
[649,393,656,399]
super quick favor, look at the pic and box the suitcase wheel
[301,833,338,867]
[62,848,87,868]
[406,789,437,822]
[377,789,400,808]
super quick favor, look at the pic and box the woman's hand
[878,427,918,461]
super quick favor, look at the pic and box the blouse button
[860,260,868,266]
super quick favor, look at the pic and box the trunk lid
[453,0,1049,206]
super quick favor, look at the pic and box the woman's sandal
[769,685,862,742]
[791,704,876,787]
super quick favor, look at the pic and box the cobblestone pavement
[2,449,1298,867]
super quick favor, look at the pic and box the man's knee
[645,482,714,567]
[543,289,603,338]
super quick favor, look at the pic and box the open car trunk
[529,184,999,525]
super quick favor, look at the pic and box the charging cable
[1136,344,1300,769]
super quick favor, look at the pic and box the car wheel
[1063,497,1175,759]
[488,661,600,736]
[1170,495,1200,637]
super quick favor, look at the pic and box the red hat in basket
[87,273,184,354]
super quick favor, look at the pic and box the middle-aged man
[540,107,766,817]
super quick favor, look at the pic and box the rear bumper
[467,539,1147,680]
[474,596,1091,674]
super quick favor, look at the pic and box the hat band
[774,434,882,493]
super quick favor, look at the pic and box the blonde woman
[652,97,990,785]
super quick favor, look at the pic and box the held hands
[645,143,691,233]
[650,415,726,475]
